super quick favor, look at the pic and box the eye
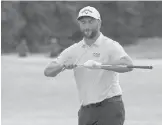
[80,20,85,24]
[82,21,85,24]
[89,20,94,24]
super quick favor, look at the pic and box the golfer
[44,6,133,125]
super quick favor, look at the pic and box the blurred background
[1,1,162,57]
[1,1,162,125]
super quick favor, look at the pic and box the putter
[77,64,153,69]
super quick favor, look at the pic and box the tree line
[2,1,162,53]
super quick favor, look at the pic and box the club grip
[127,65,153,69]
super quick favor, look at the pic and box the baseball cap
[77,6,101,20]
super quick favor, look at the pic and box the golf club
[77,64,153,69]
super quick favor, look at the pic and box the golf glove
[84,60,102,68]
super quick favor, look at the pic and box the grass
[1,55,162,125]
[124,37,162,59]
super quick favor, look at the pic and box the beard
[82,29,98,39]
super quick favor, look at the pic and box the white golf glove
[83,60,102,68]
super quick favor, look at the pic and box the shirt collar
[82,32,103,48]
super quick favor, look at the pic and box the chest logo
[93,52,100,57]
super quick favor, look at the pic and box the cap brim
[77,16,97,21]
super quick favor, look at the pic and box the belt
[81,95,122,108]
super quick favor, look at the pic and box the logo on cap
[82,9,93,14]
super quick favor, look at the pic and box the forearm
[44,62,64,77]
[101,56,133,73]
[100,65,132,73]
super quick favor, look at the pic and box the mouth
[84,30,92,36]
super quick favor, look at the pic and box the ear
[76,20,81,27]
[98,20,101,29]
[76,19,79,25]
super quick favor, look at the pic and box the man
[16,39,29,57]
[44,6,133,125]
[49,37,61,58]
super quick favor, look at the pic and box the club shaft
[77,65,153,69]
[127,65,153,69]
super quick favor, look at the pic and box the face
[78,16,101,39]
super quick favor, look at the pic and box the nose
[83,22,90,29]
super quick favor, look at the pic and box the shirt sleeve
[54,43,77,64]
[110,41,128,62]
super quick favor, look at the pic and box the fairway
[1,55,162,125]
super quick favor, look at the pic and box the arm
[102,42,133,73]
[44,44,77,77]
[101,56,133,73]
[44,61,64,77]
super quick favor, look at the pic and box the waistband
[81,95,122,108]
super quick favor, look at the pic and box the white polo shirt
[55,33,129,106]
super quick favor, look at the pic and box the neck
[84,32,101,46]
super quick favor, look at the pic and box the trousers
[78,95,125,125]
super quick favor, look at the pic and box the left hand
[83,60,102,69]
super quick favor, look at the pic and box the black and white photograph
[1,1,162,125]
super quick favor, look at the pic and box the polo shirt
[55,33,129,106]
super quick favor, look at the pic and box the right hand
[62,58,77,70]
